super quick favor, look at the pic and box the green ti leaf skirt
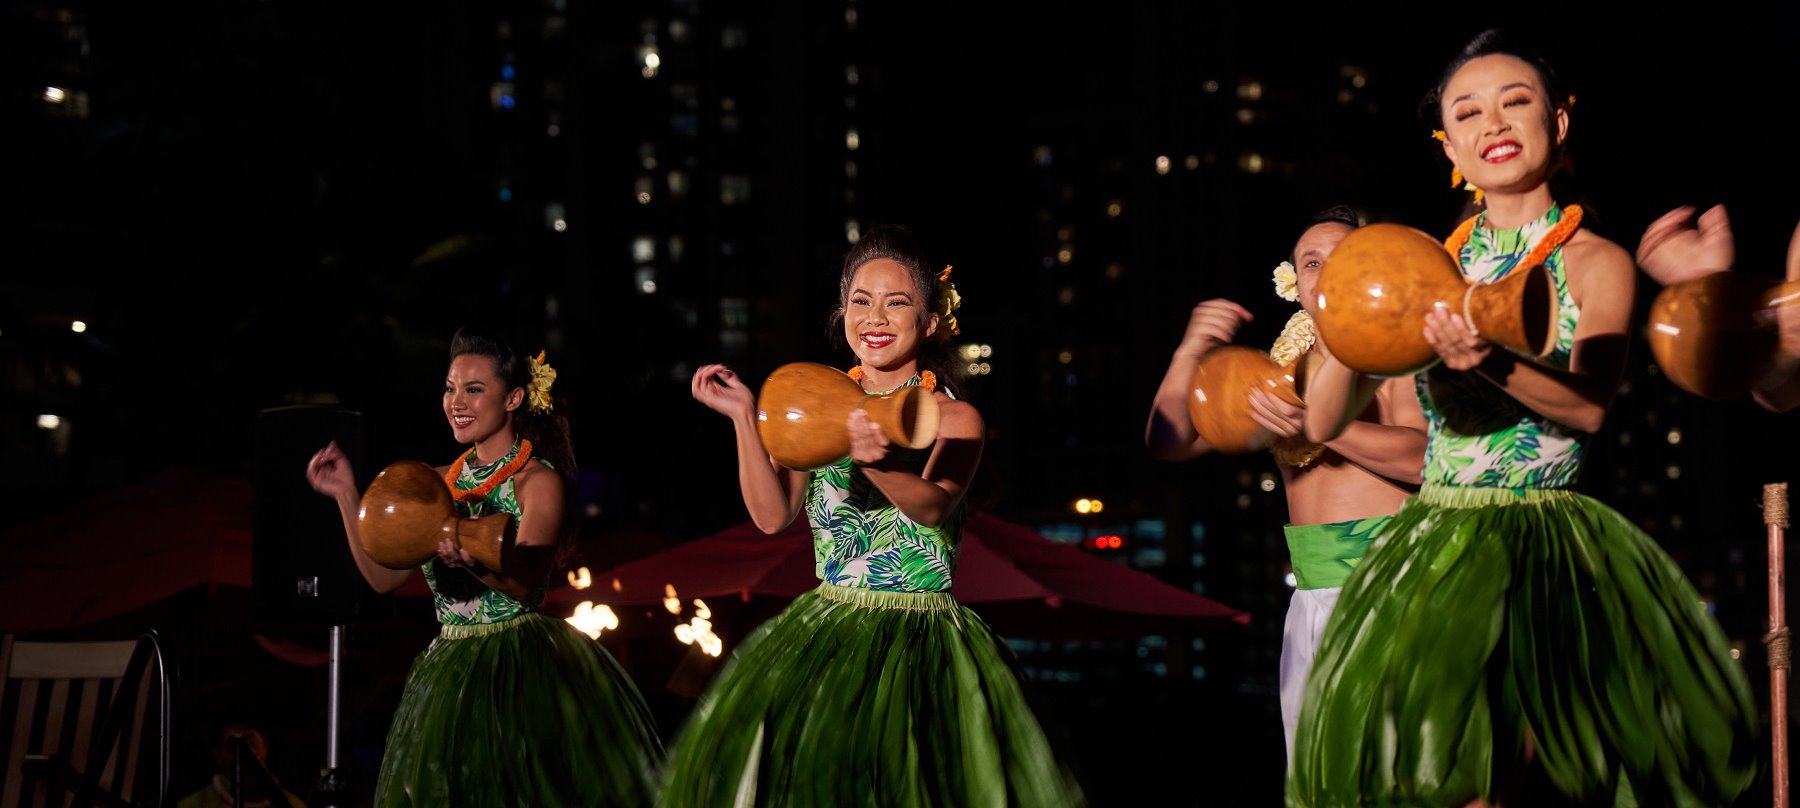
[1290,484,1759,807]
[374,612,664,807]
[661,583,1083,807]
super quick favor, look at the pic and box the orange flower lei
[846,366,937,392]
[443,439,534,503]
[1444,205,1584,268]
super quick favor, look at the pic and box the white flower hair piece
[1272,261,1299,302]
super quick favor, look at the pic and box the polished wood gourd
[756,362,941,470]
[1314,223,1561,376]
[357,461,511,570]
[1647,272,1800,399]
[1187,346,1320,453]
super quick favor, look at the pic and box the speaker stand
[314,624,350,807]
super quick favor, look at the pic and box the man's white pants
[1279,586,1342,765]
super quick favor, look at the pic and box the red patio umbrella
[0,467,254,632]
[548,511,1247,638]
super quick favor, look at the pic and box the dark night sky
[7,5,1798,519]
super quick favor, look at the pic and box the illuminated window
[721,298,751,329]
[720,175,750,205]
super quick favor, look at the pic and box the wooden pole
[1769,482,1791,808]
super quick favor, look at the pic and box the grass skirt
[661,583,1082,807]
[375,612,663,807]
[1290,485,1758,807]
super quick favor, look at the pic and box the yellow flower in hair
[527,350,557,414]
[1272,261,1299,302]
[935,265,962,338]
[1431,130,1447,142]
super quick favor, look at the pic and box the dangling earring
[1449,166,1484,205]
[1435,130,1482,204]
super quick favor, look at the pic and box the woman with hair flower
[307,329,662,807]
[1292,31,1757,806]
[667,225,1081,806]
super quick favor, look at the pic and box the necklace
[1444,204,1584,270]
[846,366,937,394]
[442,439,534,503]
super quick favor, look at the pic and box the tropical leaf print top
[1419,204,1585,489]
[424,442,552,625]
[804,379,962,593]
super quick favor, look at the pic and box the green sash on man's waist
[1284,516,1392,590]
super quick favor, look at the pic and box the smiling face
[1439,54,1567,196]
[443,353,523,446]
[842,258,939,371]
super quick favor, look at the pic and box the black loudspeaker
[254,406,391,620]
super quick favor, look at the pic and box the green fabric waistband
[1285,516,1392,590]
[438,611,541,639]
[814,582,959,612]
[1414,482,1577,508]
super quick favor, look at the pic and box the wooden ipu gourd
[1313,223,1561,376]
[1647,272,1800,399]
[357,461,511,570]
[1187,346,1321,453]
[755,362,941,471]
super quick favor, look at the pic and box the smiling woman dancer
[1289,31,1758,807]
[307,329,661,807]
[668,225,1081,806]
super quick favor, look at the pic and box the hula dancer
[1145,207,1427,762]
[307,330,662,806]
[1291,31,1758,806]
[671,225,1081,806]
